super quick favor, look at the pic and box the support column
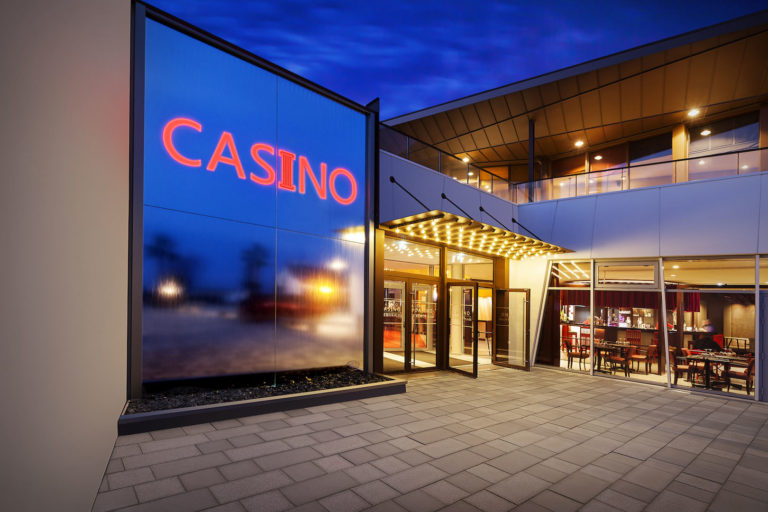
[672,124,689,182]
[528,119,535,202]
[759,103,768,172]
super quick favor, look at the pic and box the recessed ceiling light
[717,282,724,286]
[742,165,749,169]
[468,172,474,176]
[574,140,584,147]
[594,155,603,160]
[462,157,469,163]
[688,108,700,117]
[698,160,706,165]
[672,265,679,269]
[700,129,711,136]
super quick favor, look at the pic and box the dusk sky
[150,1,764,119]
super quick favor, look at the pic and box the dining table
[593,341,632,374]
[684,351,749,389]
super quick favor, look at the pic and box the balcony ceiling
[386,14,768,167]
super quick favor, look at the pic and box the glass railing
[380,124,513,202]
[514,147,767,204]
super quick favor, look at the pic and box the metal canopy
[382,210,570,260]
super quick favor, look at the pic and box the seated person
[693,335,721,352]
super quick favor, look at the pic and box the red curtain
[595,290,659,309]
[664,292,700,312]
[559,289,589,306]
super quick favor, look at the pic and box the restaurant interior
[538,258,761,397]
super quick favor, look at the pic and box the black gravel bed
[126,367,390,414]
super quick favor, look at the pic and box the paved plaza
[94,367,768,511]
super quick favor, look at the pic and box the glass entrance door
[495,289,530,369]
[448,282,478,377]
[383,279,438,372]
[410,282,437,370]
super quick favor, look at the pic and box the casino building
[2,1,767,509]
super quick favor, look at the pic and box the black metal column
[528,118,535,203]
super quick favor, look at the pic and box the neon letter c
[162,118,202,167]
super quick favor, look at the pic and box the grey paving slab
[96,367,768,512]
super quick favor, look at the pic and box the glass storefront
[537,257,761,399]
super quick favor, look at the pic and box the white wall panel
[548,196,597,256]
[592,188,661,258]
[441,177,484,219]
[660,175,761,256]
[479,193,517,229]
[0,1,129,510]
[757,174,768,254]
[379,151,440,222]
[516,201,557,242]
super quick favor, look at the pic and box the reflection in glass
[664,258,756,289]
[549,261,591,287]
[446,250,492,280]
[142,206,276,381]
[383,280,406,373]
[275,231,364,371]
[495,290,527,367]
[448,285,476,372]
[410,283,437,369]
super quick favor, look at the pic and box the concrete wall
[0,1,130,510]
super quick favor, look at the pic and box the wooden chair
[626,329,650,374]
[681,348,706,387]
[563,335,589,370]
[669,348,691,385]
[726,357,755,395]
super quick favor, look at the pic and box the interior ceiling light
[700,129,711,136]
[574,140,584,147]
[462,157,470,163]
[742,165,749,169]
[688,108,700,117]
[594,155,603,160]
[468,172,474,176]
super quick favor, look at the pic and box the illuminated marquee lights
[162,117,358,205]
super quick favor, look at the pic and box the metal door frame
[493,288,531,371]
[447,280,479,378]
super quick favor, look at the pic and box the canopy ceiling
[386,13,768,168]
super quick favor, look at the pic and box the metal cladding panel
[479,193,517,228]
[379,151,440,222]
[140,19,368,382]
[441,178,484,219]
[592,187,661,258]
[516,201,556,242]
[275,231,364,371]
[660,175,761,256]
[549,196,597,257]
[142,206,276,380]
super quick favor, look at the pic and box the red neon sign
[162,117,358,205]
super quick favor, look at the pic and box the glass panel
[384,238,440,276]
[142,206,276,381]
[379,125,408,157]
[552,154,585,177]
[492,178,511,202]
[446,250,493,280]
[407,139,440,171]
[383,280,406,372]
[479,171,493,194]
[629,133,672,165]
[587,168,625,194]
[410,283,437,369]
[667,292,755,397]
[552,175,578,199]
[590,145,627,172]
[442,155,468,182]
[761,256,768,289]
[594,291,664,384]
[495,290,527,367]
[664,258,756,289]
[478,287,493,365]
[549,261,591,287]
[690,112,759,156]
[467,168,480,188]
[275,231,364,371]
[737,148,762,175]
[596,262,657,287]
[628,161,674,189]
[687,153,739,182]
[537,289,591,372]
[448,285,475,373]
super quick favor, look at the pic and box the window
[384,238,440,276]
[690,112,759,156]
[446,250,492,280]
[629,133,672,165]
[596,261,658,289]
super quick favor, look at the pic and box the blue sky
[149,0,764,119]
